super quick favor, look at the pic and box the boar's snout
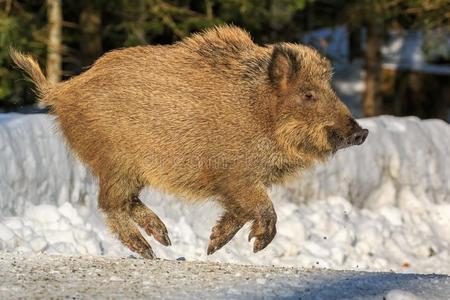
[347,118,368,146]
[347,128,368,146]
[344,118,369,147]
[328,119,369,152]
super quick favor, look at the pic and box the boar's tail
[10,47,53,107]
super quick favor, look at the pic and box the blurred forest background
[1,0,449,120]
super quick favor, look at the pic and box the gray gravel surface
[0,252,449,299]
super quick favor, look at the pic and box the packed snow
[0,114,449,275]
[2,252,449,299]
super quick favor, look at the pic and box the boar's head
[267,43,368,162]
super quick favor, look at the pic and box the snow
[302,26,450,74]
[384,290,419,300]
[382,30,450,75]
[0,113,449,274]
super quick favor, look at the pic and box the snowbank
[0,113,449,274]
[294,117,450,207]
[0,114,96,216]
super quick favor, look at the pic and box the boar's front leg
[129,196,171,247]
[207,211,246,255]
[208,184,277,254]
[98,177,170,259]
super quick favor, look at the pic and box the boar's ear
[268,45,299,92]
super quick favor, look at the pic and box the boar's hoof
[207,212,245,255]
[248,209,277,253]
[207,206,278,254]
[129,198,171,247]
[105,212,157,259]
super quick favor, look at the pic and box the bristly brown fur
[11,25,365,258]
[10,48,51,103]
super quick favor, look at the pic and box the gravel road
[0,252,449,299]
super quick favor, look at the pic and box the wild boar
[11,25,368,259]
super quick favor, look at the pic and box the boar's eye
[303,91,316,101]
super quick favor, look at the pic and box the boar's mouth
[327,129,346,153]
[327,127,369,153]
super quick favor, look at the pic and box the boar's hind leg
[98,178,169,259]
[207,184,277,254]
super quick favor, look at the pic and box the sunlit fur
[10,25,363,258]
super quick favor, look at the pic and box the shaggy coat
[11,25,368,258]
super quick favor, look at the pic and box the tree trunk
[349,27,362,62]
[133,1,148,44]
[79,1,102,67]
[205,0,213,20]
[46,0,62,84]
[363,20,383,117]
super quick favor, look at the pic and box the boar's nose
[348,128,369,146]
